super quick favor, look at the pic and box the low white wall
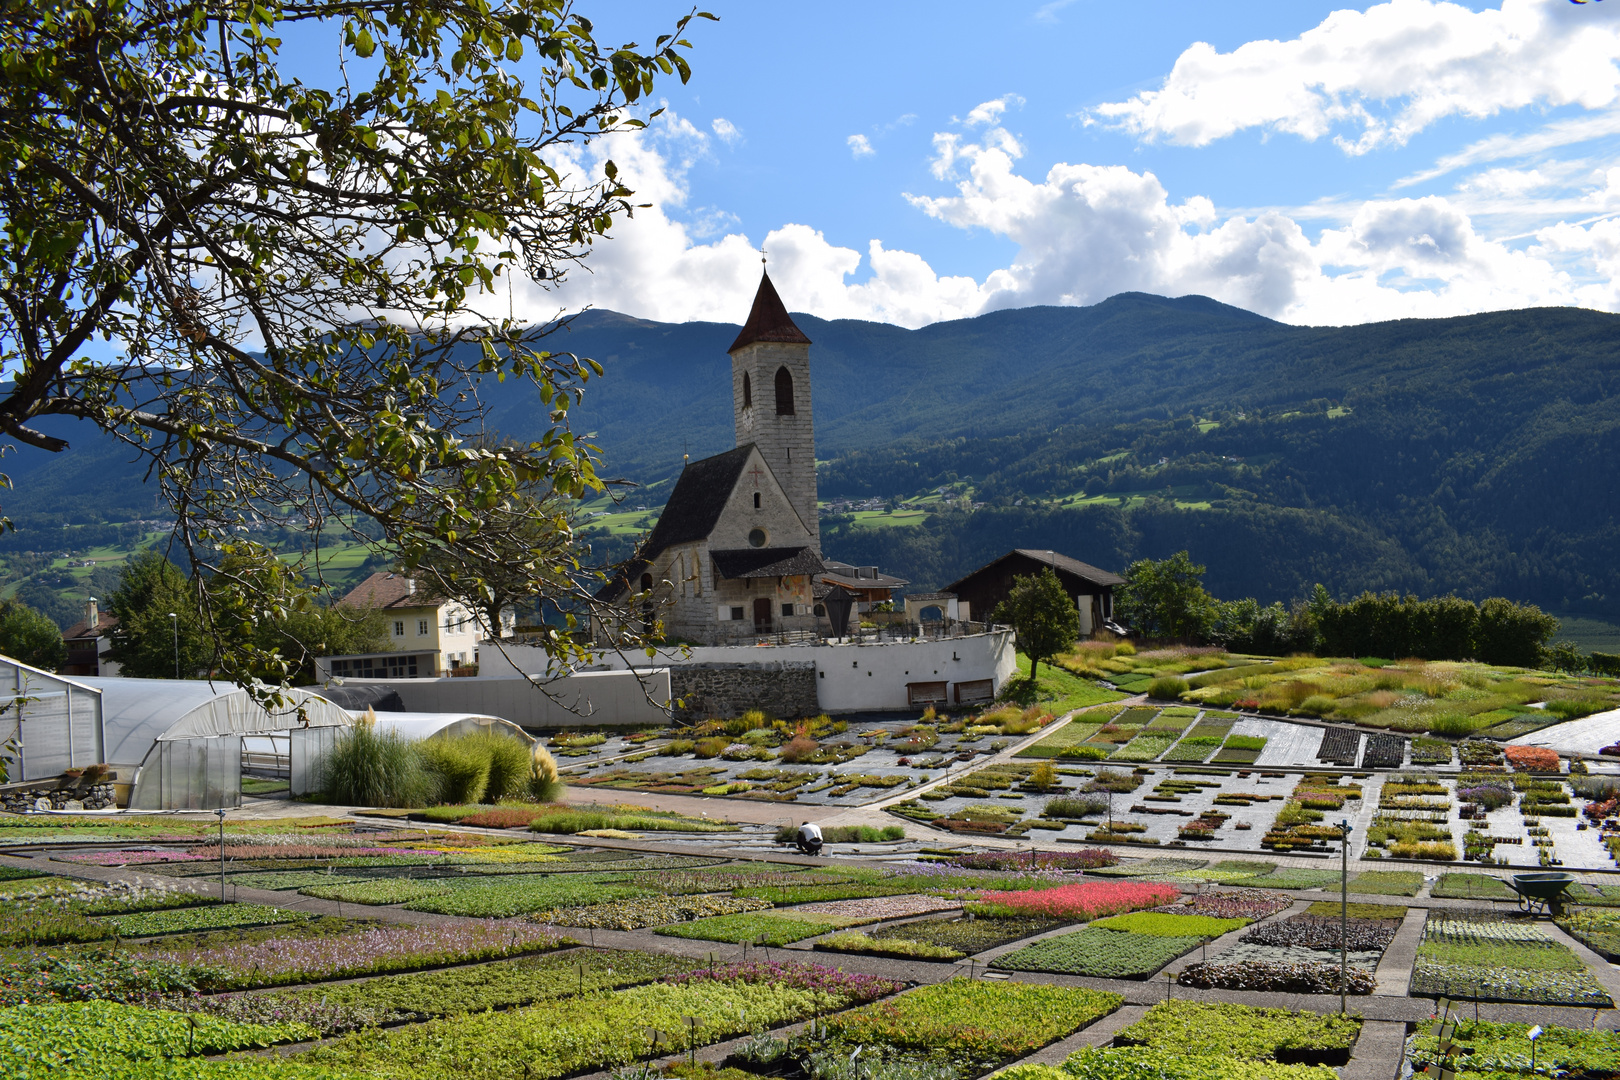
[479,631,1018,713]
[333,669,672,729]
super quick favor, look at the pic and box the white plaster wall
[480,630,1018,713]
[334,669,672,728]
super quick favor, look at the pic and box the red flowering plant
[1504,745,1561,773]
[965,880,1178,920]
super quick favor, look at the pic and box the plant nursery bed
[1409,909,1612,1006]
[1112,1000,1362,1066]
[281,948,697,1020]
[822,977,1123,1074]
[100,902,308,938]
[299,962,903,1080]
[991,927,1203,978]
[1346,870,1425,896]
[1407,1017,1620,1078]
[654,912,856,945]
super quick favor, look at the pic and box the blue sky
[321,0,1620,328]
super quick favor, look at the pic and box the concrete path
[1343,1020,1406,1080]
[1374,907,1428,996]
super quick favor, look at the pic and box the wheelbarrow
[1508,872,1574,916]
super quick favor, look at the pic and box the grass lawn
[1001,653,1125,716]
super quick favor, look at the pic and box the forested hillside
[3,292,1619,626]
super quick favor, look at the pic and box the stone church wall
[670,660,819,721]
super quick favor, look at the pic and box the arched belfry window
[774,366,795,415]
[742,371,751,408]
[640,573,653,591]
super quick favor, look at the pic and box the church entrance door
[753,597,773,632]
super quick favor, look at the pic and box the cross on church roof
[747,464,766,487]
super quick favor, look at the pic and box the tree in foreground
[1115,551,1216,641]
[0,598,64,671]
[0,0,711,693]
[993,568,1080,684]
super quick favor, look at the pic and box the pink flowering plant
[965,880,1179,920]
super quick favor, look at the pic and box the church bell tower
[730,270,819,550]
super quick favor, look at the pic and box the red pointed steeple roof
[728,270,812,352]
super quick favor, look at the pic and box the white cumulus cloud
[847,134,875,159]
[480,107,1612,333]
[710,118,742,146]
[1092,0,1620,153]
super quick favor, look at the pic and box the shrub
[1043,795,1107,819]
[692,736,731,759]
[473,731,534,800]
[322,719,435,808]
[1148,676,1189,700]
[417,734,492,804]
[777,736,819,763]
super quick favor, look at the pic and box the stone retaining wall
[670,661,818,721]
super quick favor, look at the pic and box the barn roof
[945,549,1125,593]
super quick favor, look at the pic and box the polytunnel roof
[362,711,532,743]
[78,678,353,766]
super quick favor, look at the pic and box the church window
[753,492,761,509]
[730,606,744,621]
[781,602,794,618]
[742,371,751,408]
[774,367,794,414]
[748,527,767,548]
[640,572,653,592]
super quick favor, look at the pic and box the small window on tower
[775,367,794,415]
[753,492,761,509]
[742,371,751,408]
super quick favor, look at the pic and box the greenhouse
[74,678,355,811]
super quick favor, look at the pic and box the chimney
[85,598,99,630]
[405,578,416,596]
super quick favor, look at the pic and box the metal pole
[216,807,227,900]
[1340,817,1351,1015]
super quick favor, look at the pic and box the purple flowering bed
[950,849,1119,872]
[146,921,571,989]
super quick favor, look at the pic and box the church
[595,271,831,644]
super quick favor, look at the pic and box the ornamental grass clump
[322,714,436,808]
[966,880,1178,920]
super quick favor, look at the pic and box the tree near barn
[0,0,710,692]
[1115,550,1217,641]
[993,568,1080,683]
